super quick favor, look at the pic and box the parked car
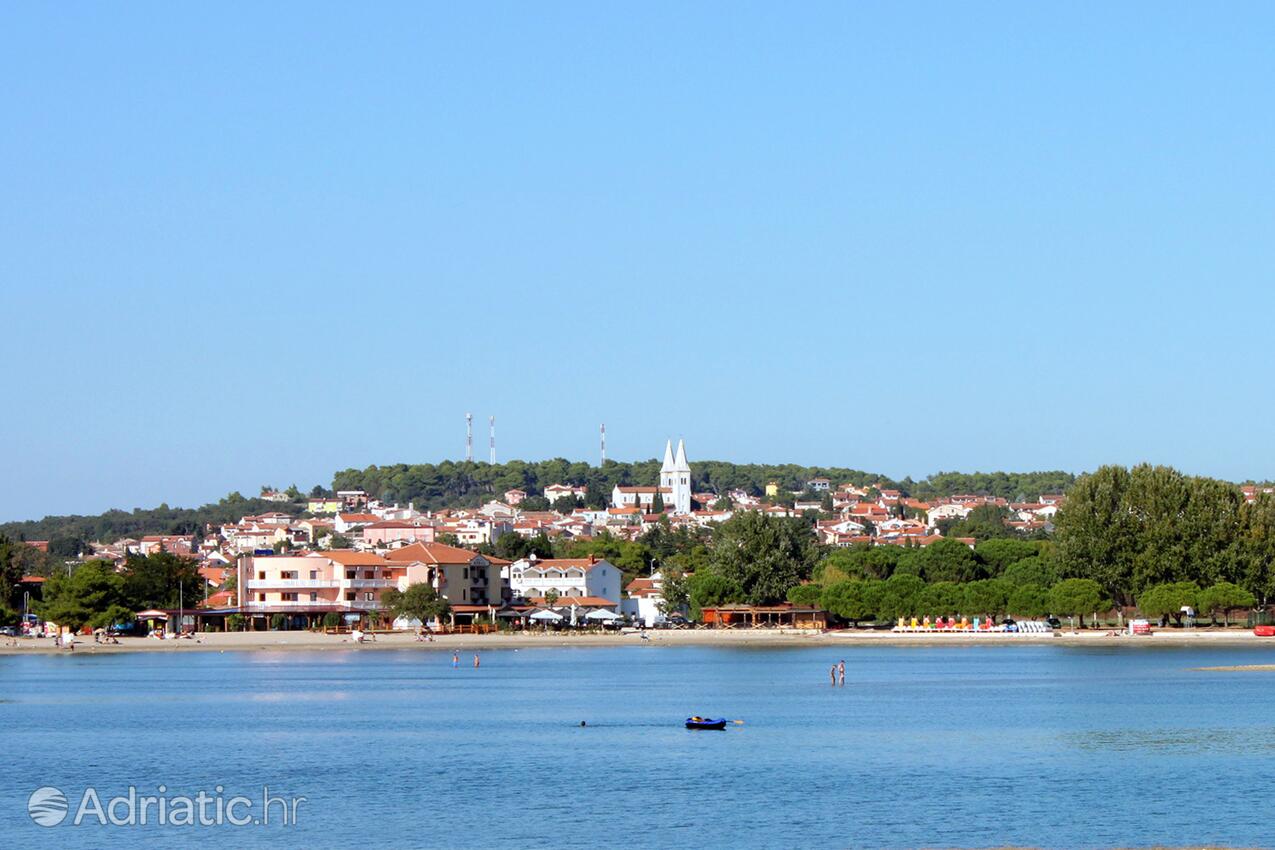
[0,626,16,637]
[1045,616,1062,630]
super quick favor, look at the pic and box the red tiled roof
[319,550,390,566]
[384,541,485,566]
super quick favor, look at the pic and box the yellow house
[764,481,779,498]
[307,497,344,514]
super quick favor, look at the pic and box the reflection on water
[4,644,1275,849]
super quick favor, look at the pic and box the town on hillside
[8,447,1275,640]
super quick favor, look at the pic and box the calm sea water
[3,643,1275,849]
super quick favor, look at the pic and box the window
[309,570,318,580]
[364,592,374,601]
[257,593,265,602]
[346,570,356,580]
[345,592,355,601]
[309,593,318,602]
[282,592,297,601]
[364,570,374,580]
[257,572,265,580]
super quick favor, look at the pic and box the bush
[270,613,286,631]
[322,612,342,629]
[226,613,245,632]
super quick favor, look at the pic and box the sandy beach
[3,627,1272,655]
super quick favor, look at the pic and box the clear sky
[3,2,1274,522]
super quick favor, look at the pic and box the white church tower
[659,438,693,514]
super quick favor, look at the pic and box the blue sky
[3,2,1274,522]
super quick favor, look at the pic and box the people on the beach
[452,651,459,668]
[837,660,845,685]
[473,653,480,668]
[830,664,837,685]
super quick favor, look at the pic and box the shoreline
[3,628,1274,655]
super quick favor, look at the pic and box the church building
[610,439,693,515]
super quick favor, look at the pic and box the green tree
[819,580,880,625]
[917,581,964,616]
[1053,466,1139,604]
[120,552,203,610]
[659,567,690,614]
[962,579,1010,621]
[917,539,984,583]
[552,495,580,515]
[543,589,560,607]
[321,612,342,629]
[46,536,85,558]
[709,512,818,604]
[1047,578,1106,629]
[874,573,926,621]
[1137,581,1202,626]
[1002,556,1058,588]
[1007,583,1048,618]
[38,561,129,633]
[491,533,531,561]
[1197,581,1256,626]
[688,572,743,620]
[381,583,451,625]
[942,504,1013,540]
[975,539,1040,575]
[650,491,665,514]
[786,584,823,607]
[1239,495,1275,605]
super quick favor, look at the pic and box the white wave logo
[28,786,68,827]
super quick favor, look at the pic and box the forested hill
[330,460,1077,510]
[0,494,306,555]
[0,461,1076,547]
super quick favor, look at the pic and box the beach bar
[701,603,827,630]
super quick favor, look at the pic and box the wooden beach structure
[700,603,827,630]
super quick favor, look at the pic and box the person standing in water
[830,664,837,685]
[838,660,846,685]
[473,653,480,669]
[451,651,459,669]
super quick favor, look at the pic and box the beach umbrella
[569,604,578,627]
[585,609,620,621]
[529,609,563,622]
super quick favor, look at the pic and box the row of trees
[659,496,1269,627]
[1054,464,1275,605]
[27,552,204,632]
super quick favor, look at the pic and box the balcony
[243,600,384,610]
[246,579,340,589]
[342,578,395,589]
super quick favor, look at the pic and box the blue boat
[685,716,728,730]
